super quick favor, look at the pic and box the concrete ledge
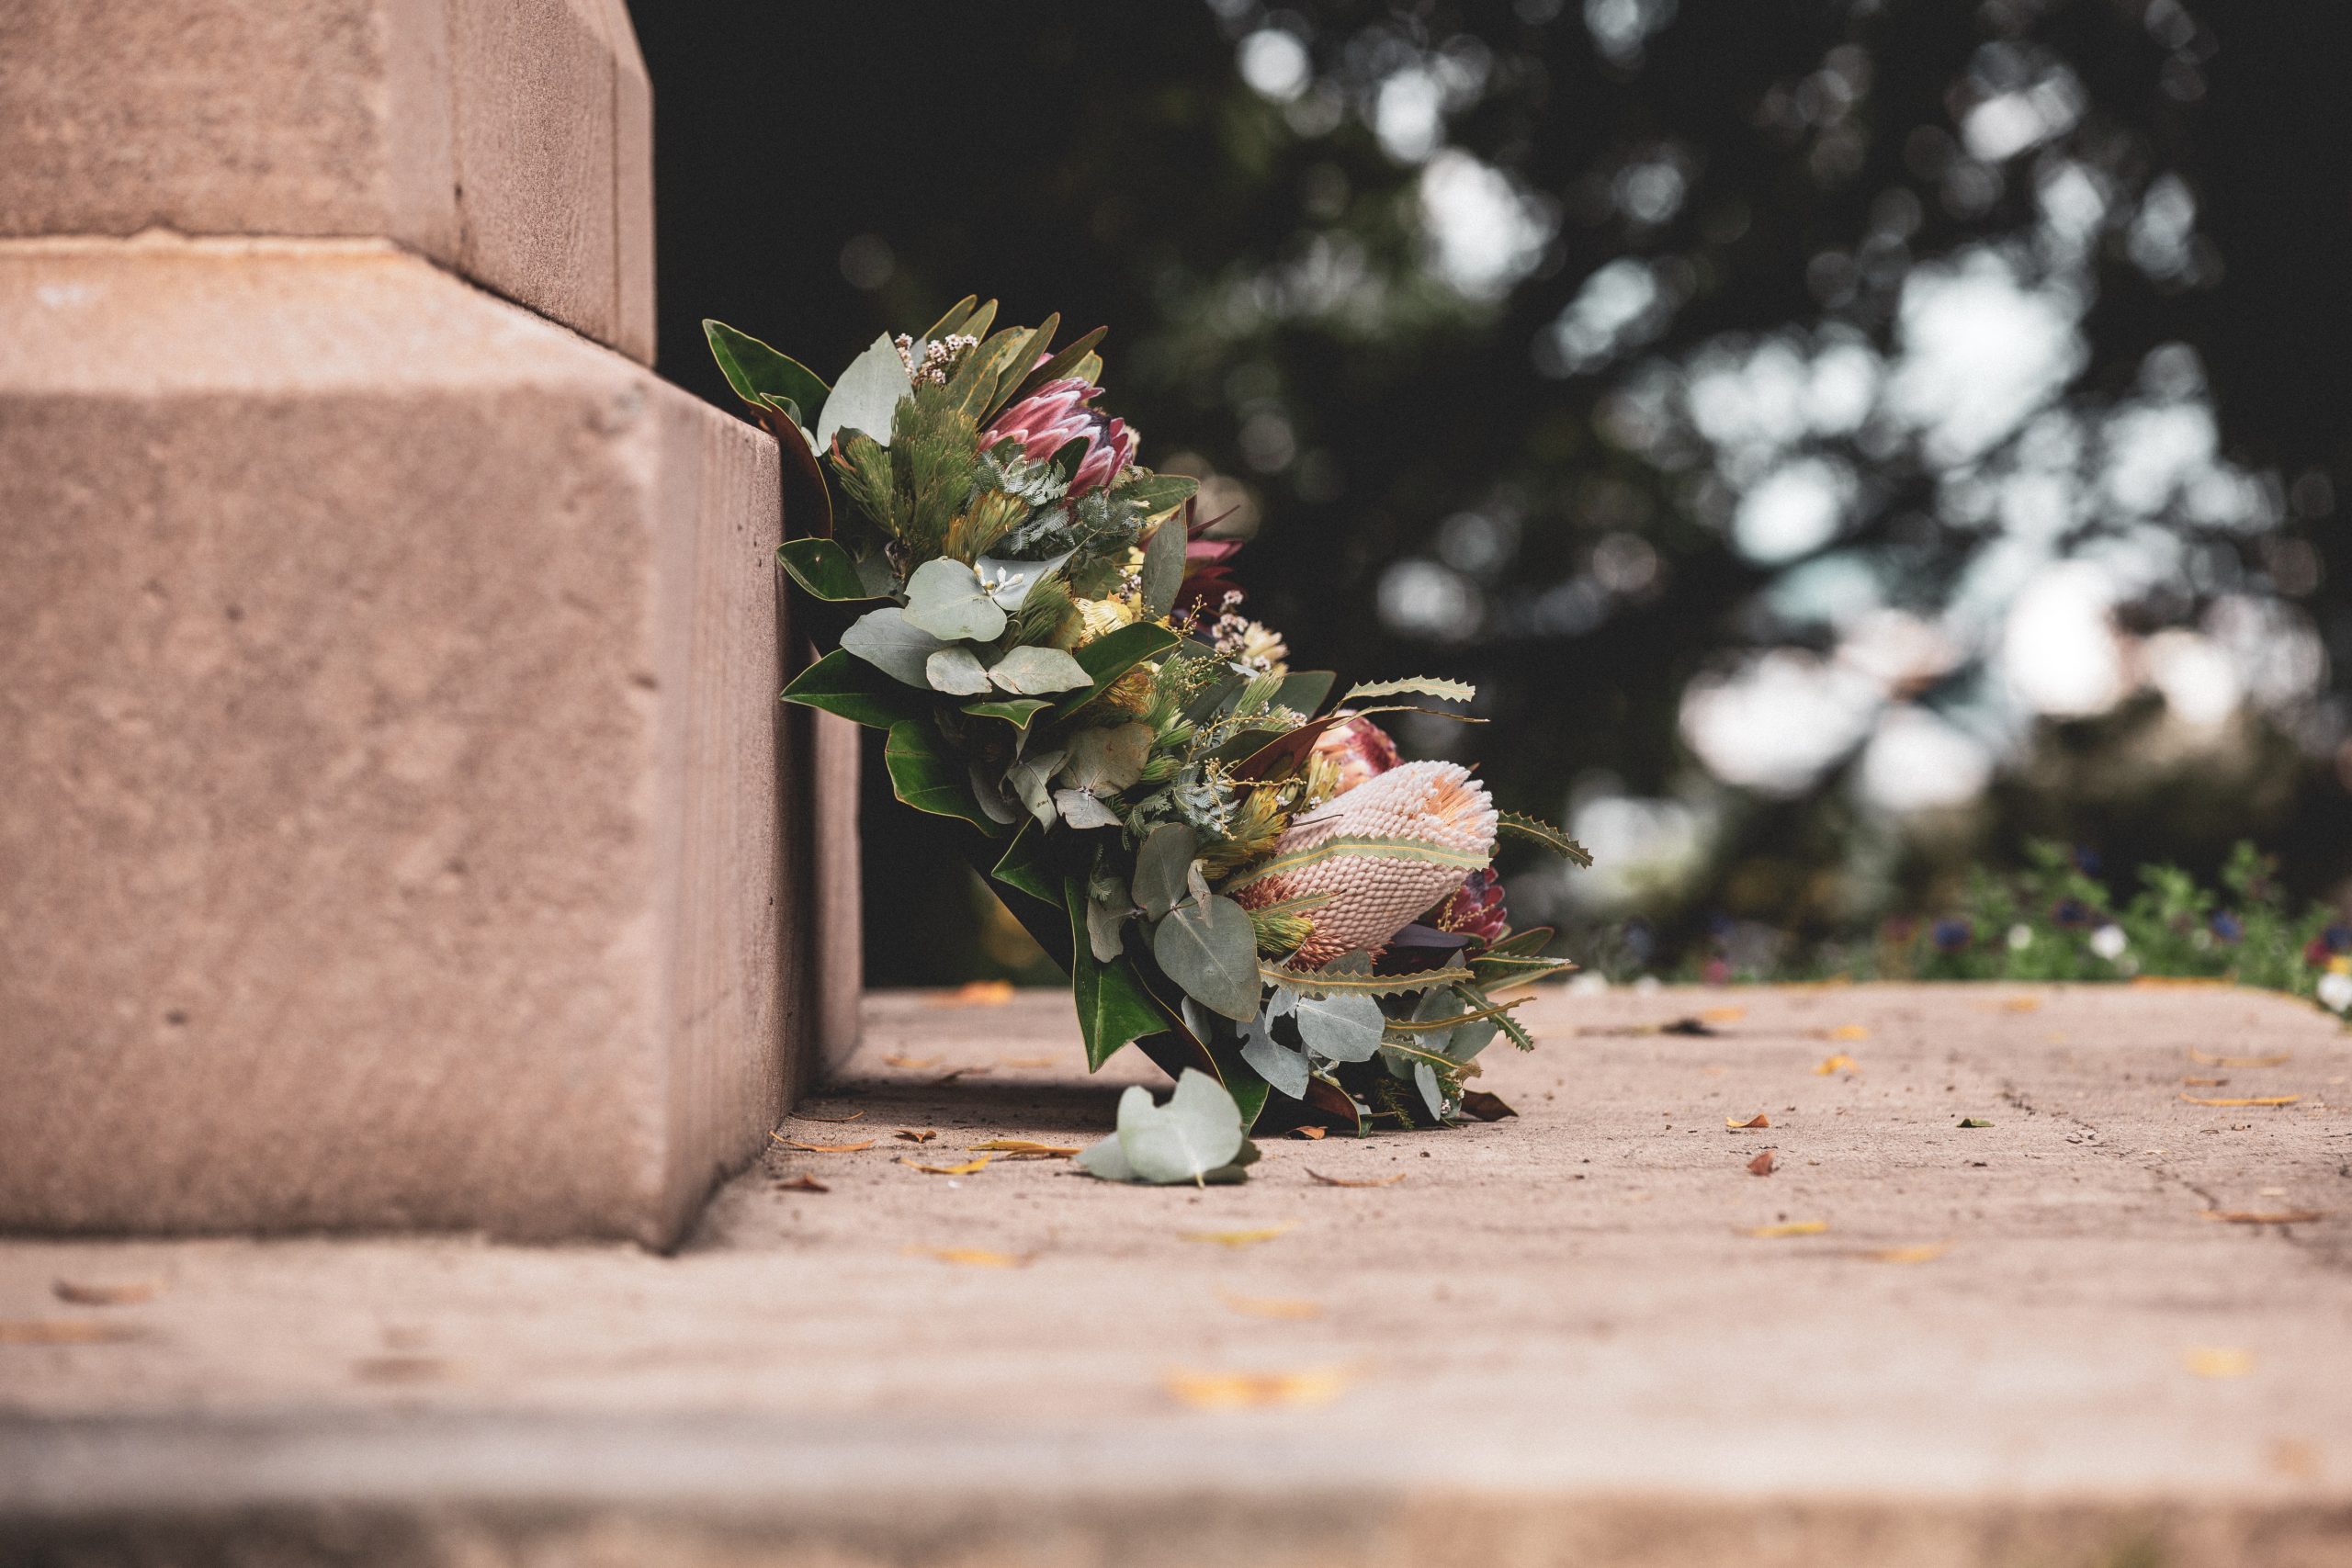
[0,0,655,361]
[0,239,789,1244]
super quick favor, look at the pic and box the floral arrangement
[707,299,1588,1180]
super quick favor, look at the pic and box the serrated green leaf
[1340,676,1476,705]
[1051,622,1181,718]
[1153,896,1262,1021]
[1258,962,1476,998]
[816,333,913,451]
[1064,876,1170,1070]
[777,537,876,603]
[1497,811,1595,866]
[883,720,1002,833]
[704,320,830,425]
[779,648,931,729]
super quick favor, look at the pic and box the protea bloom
[984,378,1135,497]
[1231,761,1498,968]
[1434,867,1509,948]
[1308,714,1400,796]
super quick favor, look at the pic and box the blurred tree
[631,0,2352,983]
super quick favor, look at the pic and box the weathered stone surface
[0,0,655,361]
[0,238,793,1244]
[0,984,2346,1563]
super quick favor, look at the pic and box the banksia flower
[1230,761,1497,967]
[984,378,1136,498]
[1307,714,1400,798]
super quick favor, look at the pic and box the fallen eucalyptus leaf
[1120,1070,1245,1184]
[970,1139,1080,1158]
[1871,1242,1950,1263]
[2189,1047,2290,1067]
[1957,1117,1994,1128]
[1814,1053,1860,1075]
[2185,1347,2254,1378]
[2202,1209,2325,1224]
[894,1128,938,1144]
[1458,1090,1516,1122]
[0,1320,142,1344]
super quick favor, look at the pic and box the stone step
[0,238,849,1245]
[0,0,654,361]
[4,984,2346,1564]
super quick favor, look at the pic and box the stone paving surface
[4,984,2351,1566]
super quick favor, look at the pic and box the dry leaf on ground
[2189,1048,2290,1067]
[1291,1126,1329,1140]
[1743,1220,1828,1238]
[930,980,1015,1006]
[1813,1054,1859,1076]
[2183,1077,2228,1087]
[773,1174,829,1193]
[2202,1209,2325,1224]
[1220,1292,1325,1320]
[2000,996,2042,1012]
[1871,1242,1951,1264]
[1958,1117,1994,1128]
[898,1156,991,1176]
[1182,1225,1292,1248]
[1701,1006,1746,1022]
[880,1054,941,1069]
[1162,1366,1353,1409]
[969,1139,1079,1158]
[1458,1090,1517,1122]
[773,1136,876,1154]
[1826,1024,1869,1041]
[1727,1112,1771,1130]
[904,1246,1027,1269]
[1306,1169,1407,1188]
[52,1280,162,1307]
[999,1056,1057,1068]
[1747,1149,1777,1176]
[2185,1347,2254,1378]
[796,1110,866,1124]
[895,1129,938,1144]
[2179,1093,2301,1108]
[0,1319,142,1345]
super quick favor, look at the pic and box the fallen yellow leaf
[2201,1209,2325,1225]
[881,1054,941,1069]
[51,1280,162,1307]
[1182,1224,1292,1248]
[773,1135,876,1154]
[930,980,1015,1006]
[0,1319,141,1344]
[1871,1242,1951,1264]
[1306,1169,1408,1188]
[1727,1112,1771,1130]
[1701,1005,1746,1022]
[968,1139,1079,1158]
[1292,1125,1329,1139]
[2179,1093,2301,1108]
[2189,1048,2290,1067]
[999,1055,1057,1068]
[2185,1347,2254,1379]
[1162,1366,1353,1409]
[2182,1076,2228,1088]
[2000,996,2041,1012]
[1813,1054,1859,1076]
[898,1156,991,1176]
[1743,1220,1828,1238]
[796,1109,866,1124]
[904,1246,1026,1269]
[1826,1024,1869,1042]
[1219,1292,1325,1321]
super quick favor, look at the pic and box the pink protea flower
[984,377,1136,498]
[1309,715,1400,796]
[1434,867,1509,949]
[1232,761,1498,968]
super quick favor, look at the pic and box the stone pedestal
[0,3,855,1245]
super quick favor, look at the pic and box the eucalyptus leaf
[1153,895,1262,1021]
[841,606,952,687]
[1293,990,1386,1064]
[1061,722,1153,793]
[1007,748,1066,827]
[815,333,914,450]
[967,761,1022,826]
[1130,823,1199,920]
[1412,1059,1446,1121]
[1238,1010,1311,1099]
[1074,1129,1136,1181]
[1085,887,1132,963]
[904,558,1008,642]
[1055,788,1124,829]
[1064,876,1170,1069]
[926,646,994,695]
[1137,516,1187,620]
[990,645,1092,694]
[974,549,1076,612]
[1118,1071,1245,1184]
[1184,859,1213,918]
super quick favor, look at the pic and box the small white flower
[2089,924,2128,961]
[2007,923,2033,952]
[2318,972,2352,1013]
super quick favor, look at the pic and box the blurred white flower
[2089,924,2128,961]
[2317,972,2352,1013]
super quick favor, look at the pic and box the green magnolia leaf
[1341,676,1476,705]
[1065,877,1170,1069]
[1052,622,1181,718]
[1137,516,1187,620]
[1292,990,1386,1064]
[780,649,930,730]
[963,695,1052,729]
[815,333,914,451]
[1497,811,1595,866]
[1238,1009,1310,1099]
[1154,895,1262,1021]
[990,644,1092,694]
[1055,788,1123,829]
[1062,722,1153,793]
[1272,671,1338,717]
[841,606,953,687]
[777,537,876,603]
[1117,1070,1246,1184]
[1007,747,1066,826]
[883,720,1001,832]
[1131,823,1200,921]
[704,320,830,426]
[903,558,1008,642]
[925,647,994,695]
[990,821,1061,905]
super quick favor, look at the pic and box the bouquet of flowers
[707,299,1588,1180]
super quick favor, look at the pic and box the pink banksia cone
[984,377,1136,498]
[1309,714,1400,796]
[1233,761,1498,968]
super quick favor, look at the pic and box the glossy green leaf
[777,537,876,603]
[1115,472,1200,520]
[919,294,980,344]
[883,720,1001,833]
[1064,876,1170,1069]
[1137,515,1187,620]
[1153,895,1262,1021]
[990,820,1062,906]
[1051,622,1180,718]
[780,649,929,729]
[704,320,830,426]
[963,695,1052,729]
